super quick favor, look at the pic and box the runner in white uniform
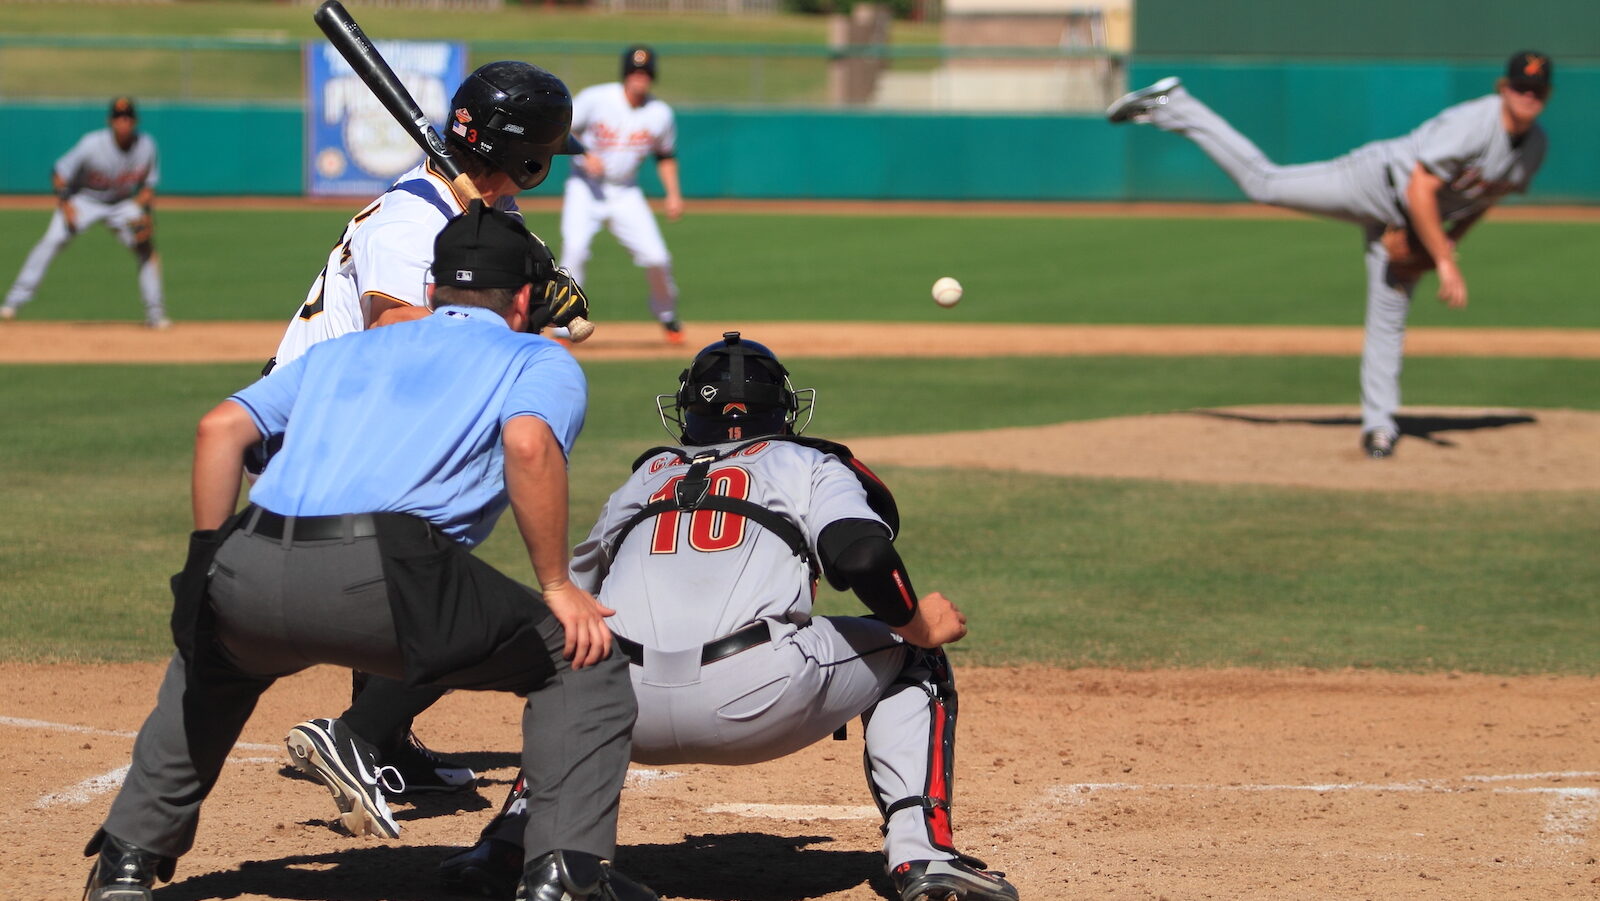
[3,97,167,328]
[560,45,686,344]
[439,333,1020,901]
[266,61,586,801]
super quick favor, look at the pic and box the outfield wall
[3,60,1595,202]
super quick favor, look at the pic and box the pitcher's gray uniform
[3,97,166,326]
[1110,58,1549,453]
[440,333,1019,901]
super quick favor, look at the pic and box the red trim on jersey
[891,570,915,612]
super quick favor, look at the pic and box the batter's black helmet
[659,332,814,445]
[448,61,583,191]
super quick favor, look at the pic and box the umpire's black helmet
[663,332,812,445]
[448,61,584,190]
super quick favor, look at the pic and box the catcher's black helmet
[659,332,814,445]
[448,61,583,190]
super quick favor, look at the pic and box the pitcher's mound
[845,406,1600,492]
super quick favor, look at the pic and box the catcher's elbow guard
[819,519,915,626]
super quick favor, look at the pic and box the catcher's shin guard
[866,647,959,856]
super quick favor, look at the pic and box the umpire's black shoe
[516,850,658,901]
[891,854,1019,901]
[382,729,476,794]
[1361,429,1399,459]
[439,837,523,899]
[82,829,174,901]
[285,718,403,838]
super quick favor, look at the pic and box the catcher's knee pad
[871,647,959,854]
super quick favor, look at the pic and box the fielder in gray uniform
[1108,50,1553,458]
[2,96,168,328]
[438,332,1020,901]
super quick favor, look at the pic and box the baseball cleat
[1106,75,1182,124]
[381,729,476,794]
[0,306,15,321]
[145,315,172,330]
[891,855,1019,901]
[439,836,523,899]
[82,831,171,901]
[516,849,659,901]
[285,718,404,838]
[1361,429,1398,459]
[663,319,685,345]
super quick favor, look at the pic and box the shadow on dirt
[1191,409,1537,448]
[150,833,887,901]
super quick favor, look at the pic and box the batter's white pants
[3,197,165,322]
[1147,85,1419,436]
[560,177,678,324]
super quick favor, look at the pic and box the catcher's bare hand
[893,591,968,649]
[542,579,615,669]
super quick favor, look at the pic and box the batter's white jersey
[55,129,159,204]
[570,439,885,649]
[568,83,676,187]
[274,160,520,366]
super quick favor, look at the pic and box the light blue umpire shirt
[229,304,586,548]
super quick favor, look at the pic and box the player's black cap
[621,45,657,80]
[1505,50,1553,93]
[109,96,137,119]
[432,200,534,289]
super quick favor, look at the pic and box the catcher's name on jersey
[642,440,773,473]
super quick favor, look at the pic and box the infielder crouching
[439,333,1020,901]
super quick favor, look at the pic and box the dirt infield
[5,663,1598,900]
[6,320,1598,898]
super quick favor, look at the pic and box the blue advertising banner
[305,40,467,196]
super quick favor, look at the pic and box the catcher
[1109,50,1553,458]
[438,332,1020,901]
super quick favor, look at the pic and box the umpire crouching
[83,201,653,901]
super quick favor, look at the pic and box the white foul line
[33,757,282,809]
[0,715,279,751]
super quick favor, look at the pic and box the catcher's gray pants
[1148,87,1418,434]
[100,527,634,864]
[3,198,165,320]
[485,615,958,869]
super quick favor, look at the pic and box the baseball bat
[312,0,595,342]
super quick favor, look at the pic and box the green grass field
[2,209,1596,672]
[1,210,1596,328]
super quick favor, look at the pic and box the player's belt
[240,507,380,541]
[613,621,772,667]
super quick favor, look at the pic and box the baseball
[931,276,963,308]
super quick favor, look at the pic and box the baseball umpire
[2,96,168,328]
[264,60,587,797]
[437,333,1020,901]
[1108,50,1552,458]
[83,202,651,901]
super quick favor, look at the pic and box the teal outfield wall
[4,61,1597,203]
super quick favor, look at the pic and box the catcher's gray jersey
[570,439,885,648]
[55,128,159,204]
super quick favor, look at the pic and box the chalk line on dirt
[0,714,278,752]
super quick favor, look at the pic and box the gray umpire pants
[101,524,635,864]
[1147,86,1422,436]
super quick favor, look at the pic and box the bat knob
[567,317,596,343]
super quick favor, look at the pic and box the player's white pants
[1361,226,1419,436]
[3,198,165,321]
[560,177,677,323]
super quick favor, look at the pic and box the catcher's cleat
[381,729,476,795]
[891,855,1019,901]
[516,849,659,901]
[285,718,404,838]
[1361,429,1398,459]
[439,836,523,899]
[82,830,173,901]
[1106,75,1182,124]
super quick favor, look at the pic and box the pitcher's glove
[529,267,589,335]
[1381,225,1435,280]
[132,208,155,244]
